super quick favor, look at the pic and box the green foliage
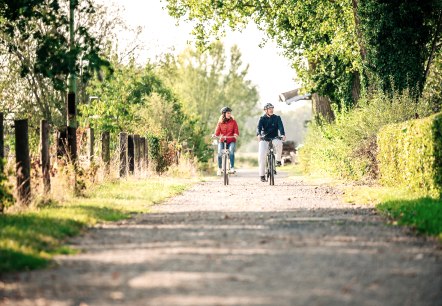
[81,60,209,164]
[378,198,442,240]
[300,91,433,181]
[422,47,442,112]
[0,177,189,272]
[358,0,441,96]
[147,134,162,172]
[157,42,259,138]
[0,0,111,91]
[377,113,442,198]
[165,0,362,110]
[166,0,442,110]
[0,159,14,212]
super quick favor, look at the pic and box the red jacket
[215,118,239,144]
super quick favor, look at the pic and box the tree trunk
[423,10,442,90]
[312,93,335,122]
[352,71,362,105]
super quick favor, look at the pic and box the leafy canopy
[165,0,361,110]
[0,0,110,91]
[157,41,259,138]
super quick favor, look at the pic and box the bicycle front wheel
[269,153,275,185]
[223,154,229,185]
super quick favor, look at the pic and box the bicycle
[260,135,283,185]
[212,135,236,185]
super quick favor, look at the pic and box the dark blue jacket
[256,114,285,138]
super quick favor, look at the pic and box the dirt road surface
[1,169,442,306]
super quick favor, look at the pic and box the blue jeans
[218,142,236,169]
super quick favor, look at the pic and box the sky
[104,0,307,112]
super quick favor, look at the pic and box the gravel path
[1,169,442,306]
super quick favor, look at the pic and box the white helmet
[263,103,274,110]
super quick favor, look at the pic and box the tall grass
[0,177,190,272]
[300,91,434,182]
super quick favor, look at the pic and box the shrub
[377,113,442,198]
[300,90,433,181]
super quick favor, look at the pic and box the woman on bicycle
[213,106,239,176]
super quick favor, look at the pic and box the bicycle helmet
[220,106,232,114]
[263,103,274,110]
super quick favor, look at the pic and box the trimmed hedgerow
[377,113,442,198]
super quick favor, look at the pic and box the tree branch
[423,10,442,86]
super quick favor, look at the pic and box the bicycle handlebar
[259,135,283,141]
[212,135,237,139]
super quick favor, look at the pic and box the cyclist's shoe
[276,161,282,167]
[228,167,236,174]
[260,176,266,182]
[217,169,222,176]
[274,169,277,175]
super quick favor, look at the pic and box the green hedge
[377,113,442,198]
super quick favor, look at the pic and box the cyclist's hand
[257,135,261,141]
[234,134,238,139]
[282,135,286,141]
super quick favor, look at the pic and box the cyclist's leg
[272,138,283,163]
[217,142,223,169]
[228,142,236,168]
[258,140,268,177]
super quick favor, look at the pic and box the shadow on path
[2,207,442,306]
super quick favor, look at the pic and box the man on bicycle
[256,103,286,182]
[214,106,239,175]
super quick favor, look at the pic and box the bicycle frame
[213,135,235,185]
[266,140,275,185]
[261,136,282,185]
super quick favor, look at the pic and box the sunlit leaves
[165,0,361,109]
[0,0,110,91]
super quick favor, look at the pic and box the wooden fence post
[119,132,127,177]
[40,120,50,194]
[66,92,77,162]
[87,128,94,163]
[101,131,110,173]
[15,119,31,204]
[128,135,134,175]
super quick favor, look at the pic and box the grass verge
[0,177,191,273]
[344,186,442,240]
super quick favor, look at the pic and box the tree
[81,60,209,161]
[0,0,128,130]
[165,0,442,121]
[157,41,259,138]
[358,0,442,97]
[0,0,110,93]
[165,0,362,121]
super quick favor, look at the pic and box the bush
[147,135,180,174]
[300,91,433,181]
[377,113,442,198]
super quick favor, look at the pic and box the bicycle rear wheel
[269,153,275,185]
[223,154,229,185]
